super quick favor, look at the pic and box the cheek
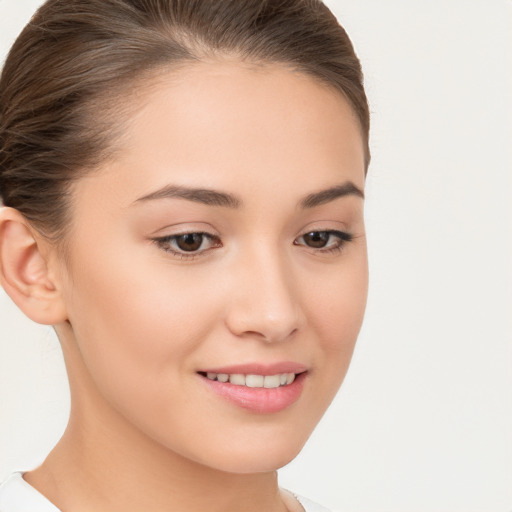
[62,246,222,403]
[303,252,368,402]
[309,254,368,351]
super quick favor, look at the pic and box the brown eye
[175,233,204,252]
[294,230,353,252]
[153,232,221,257]
[302,231,330,248]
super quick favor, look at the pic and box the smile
[198,367,307,413]
[204,372,296,388]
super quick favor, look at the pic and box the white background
[0,1,511,511]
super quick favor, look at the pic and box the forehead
[75,61,365,209]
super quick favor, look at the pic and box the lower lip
[200,372,306,414]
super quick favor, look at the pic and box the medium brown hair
[0,0,369,241]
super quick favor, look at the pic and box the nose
[224,248,302,343]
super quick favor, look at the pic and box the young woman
[0,1,369,510]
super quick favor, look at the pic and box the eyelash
[152,230,353,259]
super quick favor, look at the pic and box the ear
[0,207,68,325]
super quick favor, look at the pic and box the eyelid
[295,229,352,242]
[148,221,219,238]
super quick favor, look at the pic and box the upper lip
[198,362,308,376]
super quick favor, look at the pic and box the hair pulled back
[0,0,369,240]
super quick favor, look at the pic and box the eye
[294,230,352,253]
[153,232,221,257]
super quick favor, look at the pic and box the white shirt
[0,473,334,512]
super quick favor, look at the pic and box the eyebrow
[134,181,363,209]
[135,185,241,208]
[299,182,364,208]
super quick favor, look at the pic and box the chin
[211,451,301,475]
[187,430,311,475]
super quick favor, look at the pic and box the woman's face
[55,62,368,473]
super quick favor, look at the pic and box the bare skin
[0,61,367,511]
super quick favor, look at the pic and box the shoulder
[0,473,60,512]
[295,494,338,512]
[282,488,338,512]
[0,475,337,512]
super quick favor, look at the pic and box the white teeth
[204,372,298,388]
[263,375,281,388]
[246,374,264,387]
[229,374,246,386]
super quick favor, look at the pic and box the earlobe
[0,207,68,325]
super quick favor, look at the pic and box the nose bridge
[225,241,301,342]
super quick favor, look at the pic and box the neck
[27,427,285,512]
[25,328,290,512]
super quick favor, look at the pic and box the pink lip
[199,362,308,376]
[198,362,308,414]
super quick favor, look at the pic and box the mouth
[198,371,298,388]
[197,366,307,414]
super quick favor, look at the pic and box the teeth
[263,375,281,388]
[204,372,298,388]
[246,374,264,388]
[229,374,246,386]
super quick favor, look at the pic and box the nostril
[223,273,302,342]
[235,326,298,343]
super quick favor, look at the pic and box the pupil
[304,231,328,248]
[177,233,203,252]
